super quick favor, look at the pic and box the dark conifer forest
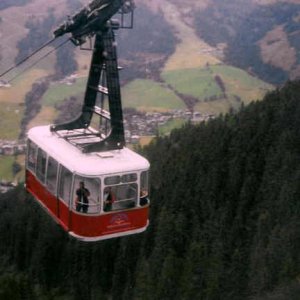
[1,81,300,299]
[194,1,300,84]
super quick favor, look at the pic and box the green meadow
[42,77,87,106]
[0,103,24,140]
[161,68,222,100]
[122,79,186,111]
[158,118,187,135]
[210,64,272,105]
[162,64,272,106]
[0,1,274,182]
[2,64,271,181]
[0,156,15,181]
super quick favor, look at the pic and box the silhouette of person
[139,189,148,206]
[75,181,90,213]
[104,187,116,212]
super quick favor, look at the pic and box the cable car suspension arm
[50,0,135,152]
[53,0,134,45]
[51,23,125,152]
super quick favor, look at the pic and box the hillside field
[161,68,222,100]
[158,118,187,135]
[0,0,275,181]
[211,64,272,104]
[0,102,24,139]
[0,156,15,181]
[40,64,272,115]
[122,79,186,111]
[41,78,87,106]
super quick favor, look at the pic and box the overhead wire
[0,0,119,82]
[7,38,71,83]
[0,0,91,80]
[0,37,57,79]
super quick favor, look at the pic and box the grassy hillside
[37,64,271,116]
[161,68,222,100]
[194,0,300,84]
[0,103,24,139]
[0,69,49,104]
[1,0,275,123]
[0,0,70,71]
[210,65,271,104]
[0,156,15,180]
[158,0,220,72]
[158,118,186,135]
[0,0,277,181]
[1,80,300,299]
[161,64,272,112]
[27,106,57,128]
[122,79,186,111]
[41,77,87,106]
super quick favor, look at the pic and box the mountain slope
[194,0,300,84]
[1,80,300,299]
[1,0,298,181]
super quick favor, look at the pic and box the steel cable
[6,38,70,83]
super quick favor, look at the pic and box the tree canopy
[1,80,300,299]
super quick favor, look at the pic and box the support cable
[0,37,57,79]
[7,38,70,83]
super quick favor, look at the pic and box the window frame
[58,165,74,206]
[102,172,139,213]
[26,139,38,173]
[140,170,149,196]
[36,148,47,184]
[45,156,59,194]
[139,170,150,206]
[73,175,101,214]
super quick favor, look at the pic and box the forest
[1,80,300,299]
[117,4,178,83]
[14,3,177,83]
[15,1,79,79]
[194,1,300,84]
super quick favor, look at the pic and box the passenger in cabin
[75,181,90,213]
[140,189,148,206]
[104,187,116,212]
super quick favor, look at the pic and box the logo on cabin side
[108,213,131,228]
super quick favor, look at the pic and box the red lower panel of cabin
[26,170,149,241]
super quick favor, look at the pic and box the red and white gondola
[22,0,150,241]
[26,125,150,241]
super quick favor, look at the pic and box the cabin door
[57,166,74,230]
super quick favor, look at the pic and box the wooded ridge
[1,80,300,299]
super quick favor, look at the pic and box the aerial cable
[0,0,87,79]
[0,37,57,79]
[7,38,70,83]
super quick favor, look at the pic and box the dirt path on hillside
[143,0,221,71]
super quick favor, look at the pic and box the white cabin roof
[27,126,150,176]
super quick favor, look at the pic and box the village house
[0,140,26,156]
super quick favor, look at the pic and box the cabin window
[27,140,37,172]
[103,183,138,212]
[140,171,149,194]
[104,175,120,185]
[121,173,137,183]
[58,166,73,205]
[46,157,58,194]
[73,176,101,214]
[36,148,47,183]
[140,171,149,206]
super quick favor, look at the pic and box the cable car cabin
[25,125,150,242]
